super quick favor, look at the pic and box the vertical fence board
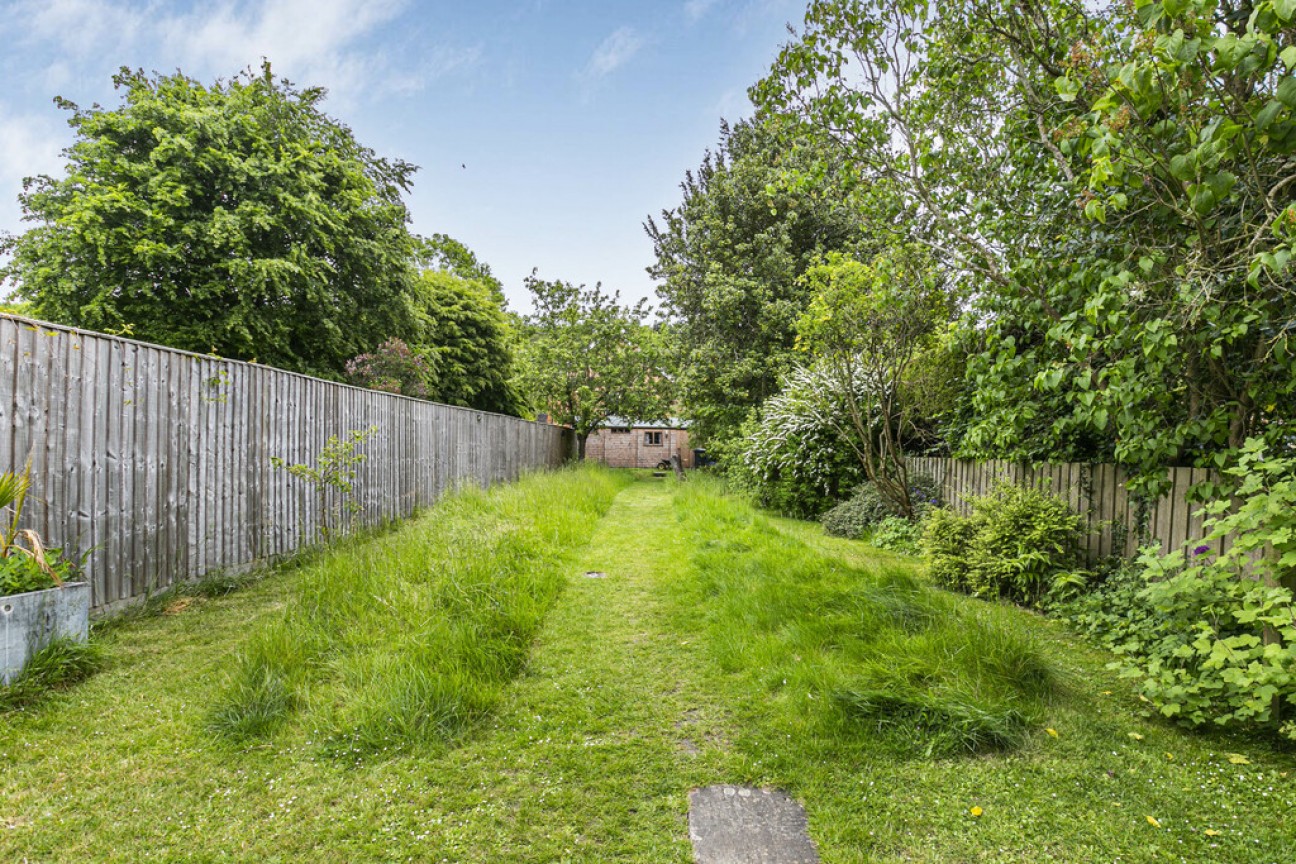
[907,456,1230,566]
[0,314,568,612]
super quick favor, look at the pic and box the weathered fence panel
[0,315,575,612]
[908,456,1219,563]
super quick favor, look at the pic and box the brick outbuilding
[585,418,692,469]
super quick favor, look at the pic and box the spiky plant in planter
[1,463,92,692]
[0,466,76,597]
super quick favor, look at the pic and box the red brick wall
[586,427,692,469]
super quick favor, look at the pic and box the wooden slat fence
[0,315,576,612]
[907,457,1217,563]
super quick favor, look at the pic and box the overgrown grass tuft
[668,478,1059,756]
[1,636,105,712]
[207,466,627,757]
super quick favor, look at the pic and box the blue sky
[0,0,804,312]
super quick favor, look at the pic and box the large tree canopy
[411,269,524,416]
[1,64,420,378]
[645,115,867,445]
[755,0,1296,493]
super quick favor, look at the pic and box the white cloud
[684,0,721,22]
[3,0,479,107]
[583,26,644,79]
[159,0,407,98]
[14,0,145,59]
[0,105,66,197]
[0,104,68,277]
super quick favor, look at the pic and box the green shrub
[1069,440,1296,740]
[922,483,1086,607]
[921,507,977,591]
[964,484,1085,605]
[1054,559,1149,646]
[1068,546,1296,740]
[821,483,893,538]
[821,474,939,539]
[868,515,924,555]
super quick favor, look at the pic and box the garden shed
[585,418,692,470]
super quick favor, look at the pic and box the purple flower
[1192,544,1211,557]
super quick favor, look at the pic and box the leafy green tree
[411,270,523,415]
[795,246,956,516]
[515,273,670,458]
[645,115,867,445]
[755,0,1296,494]
[416,233,506,305]
[0,64,419,378]
[1023,0,1296,484]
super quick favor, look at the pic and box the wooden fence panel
[0,315,573,612]
[909,456,1228,564]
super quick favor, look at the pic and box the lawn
[1,468,1292,863]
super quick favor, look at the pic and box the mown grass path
[2,473,1293,863]
[0,476,731,862]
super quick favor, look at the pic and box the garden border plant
[920,481,1088,607]
[0,462,95,698]
[1062,438,1296,740]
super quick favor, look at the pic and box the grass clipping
[672,481,1058,757]
[207,466,626,758]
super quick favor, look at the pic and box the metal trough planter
[1,582,90,685]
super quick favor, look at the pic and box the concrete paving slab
[688,785,820,864]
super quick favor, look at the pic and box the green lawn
[2,470,1292,863]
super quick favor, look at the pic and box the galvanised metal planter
[1,582,90,685]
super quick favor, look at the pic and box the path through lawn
[2,473,1293,863]
[0,476,732,862]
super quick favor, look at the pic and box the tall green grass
[668,479,1059,756]
[1,636,105,712]
[208,466,627,756]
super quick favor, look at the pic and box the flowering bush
[345,338,436,399]
[724,363,866,518]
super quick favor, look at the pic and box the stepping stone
[688,785,820,863]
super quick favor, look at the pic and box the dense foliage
[1,64,421,379]
[1058,439,1296,739]
[821,475,940,540]
[753,0,1296,492]
[410,270,523,415]
[796,247,956,514]
[921,485,1087,607]
[646,117,867,445]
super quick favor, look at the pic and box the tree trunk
[577,432,588,461]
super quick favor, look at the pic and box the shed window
[644,431,663,446]
[610,427,631,434]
